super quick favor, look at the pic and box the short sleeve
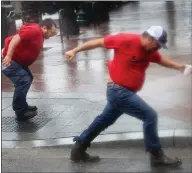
[150,51,162,63]
[18,24,39,41]
[104,33,126,49]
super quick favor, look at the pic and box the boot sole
[151,161,182,168]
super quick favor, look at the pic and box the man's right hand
[2,55,12,67]
[65,50,76,61]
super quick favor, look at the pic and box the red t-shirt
[3,23,44,66]
[104,33,162,92]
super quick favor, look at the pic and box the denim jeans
[79,83,162,151]
[2,61,33,116]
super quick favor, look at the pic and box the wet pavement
[2,147,192,172]
[1,1,192,146]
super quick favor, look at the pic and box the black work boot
[150,149,182,167]
[16,110,37,122]
[70,137,100,162]
[28,105,38,111]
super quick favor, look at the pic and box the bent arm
[6,34,21,59]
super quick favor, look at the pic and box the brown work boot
[150,149,182,167]
[70,137,100,162]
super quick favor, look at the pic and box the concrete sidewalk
[2,78,192,149]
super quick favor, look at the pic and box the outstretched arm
[65,38,104,61]
[159,55,185,71]
[159,55,192,76]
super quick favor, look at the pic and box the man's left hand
[182,64,192,76]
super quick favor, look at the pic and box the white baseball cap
[145,26,168,49]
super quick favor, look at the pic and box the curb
[2,129,192,149]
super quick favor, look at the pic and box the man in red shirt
[65,26,192,166]
[2,18,57,121]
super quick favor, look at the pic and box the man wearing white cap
[65,26,192,166]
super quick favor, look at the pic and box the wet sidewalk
[2,72,192,148]
[2,1,192,148]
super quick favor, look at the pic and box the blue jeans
[79,83,161,151]
[2,61,33,116]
